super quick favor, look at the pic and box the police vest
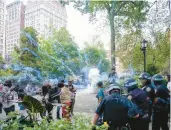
[103,96,129,126]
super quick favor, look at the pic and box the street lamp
[141,39,148,72]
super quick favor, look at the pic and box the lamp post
[141,39,147,72]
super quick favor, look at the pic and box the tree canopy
[73,0,149,67]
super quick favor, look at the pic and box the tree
[117,29,170,74]
[38,28,82,77]
[38,28,110,77]
[82,43,110,73]
[0,55,4,65]
[13,27,40,68]
[73,0,149,68]
[154,30,170,73]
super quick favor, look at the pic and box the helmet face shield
[109,89,120,95]
[140,79,147,86]
[154,80,163,86]
[107,84,121,95]
[152,74,164,81]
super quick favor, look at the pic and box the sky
[6,0,110,49]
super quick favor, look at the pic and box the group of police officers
[92,73,170,130]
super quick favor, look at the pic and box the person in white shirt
[167,74,170,92]
[3,80,15,115]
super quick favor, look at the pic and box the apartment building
[25,1,67,39]
[6,1,25,59]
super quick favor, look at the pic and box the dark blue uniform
[142,83,155,119]
[128,88,150,130]
[152,85,170,130]
[96,93,139,130]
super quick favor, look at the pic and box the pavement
[74,91,97,114]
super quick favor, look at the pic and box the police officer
[124,78,150,130]
[152,74,170,130]
[92,84,140,130]
[139,72,155,119]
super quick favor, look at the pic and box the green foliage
[13,27,40,68]
[117,29,170,74]
[0,112,20,130]
[38,28,110,76]
[22,95,45,121]
[116,29,143,69]
[73,0,149,65]
[83,43,110,73]
[73,1,148,24]
[38,28,82,77]
[5,27,110,79]
[0,54,5,65]
[0,69,15,77]
[1,114,108,130]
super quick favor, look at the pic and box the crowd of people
[0,79,76,120]
[93,72,170,130]
[0,71,170,130]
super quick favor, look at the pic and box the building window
[12,10,14,20]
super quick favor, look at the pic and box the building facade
[0,0,5,58]
[6,1,25,59]
[25,1,67,39]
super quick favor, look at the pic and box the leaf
[22,95,45,115]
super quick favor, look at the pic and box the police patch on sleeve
[128,95,132,100]
[146,87,151,92]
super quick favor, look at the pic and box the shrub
[0,113,108,130]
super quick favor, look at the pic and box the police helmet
[124,78,138,92]
[152,74,163,81]
[152,74,164,85]
[107,84,121,94]
[139,72,151,80]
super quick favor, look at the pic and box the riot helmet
[152,74,164,86]
[124,78,138,92]
[139,72,151,80]
[139,72,151,86]
[107,84,121,95]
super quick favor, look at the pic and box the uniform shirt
[154,85,170,113]
[142,84,155,102]
[156,85,169,100]
[129,88,149,117]
[96,93,140,126]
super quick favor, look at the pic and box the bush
[0,113,108,130]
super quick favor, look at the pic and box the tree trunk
[109,14,115,69]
